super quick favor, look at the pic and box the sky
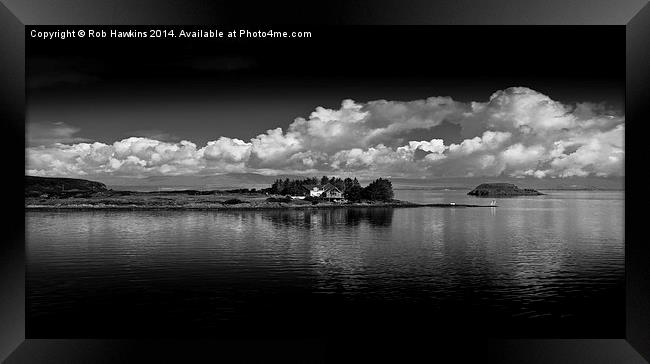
[26,26,624,181]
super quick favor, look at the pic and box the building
[301,183,343,200]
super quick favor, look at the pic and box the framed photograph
[1,1,648,362]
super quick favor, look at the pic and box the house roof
[323,183,341,192]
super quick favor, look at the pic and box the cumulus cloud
[27,138,203,177]
[201,137,251,163]
[26,87,624,179]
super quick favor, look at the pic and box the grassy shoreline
[25,191,412,209]
[25,192,499,210]
[25,203,496,210]
[25,202,421,210]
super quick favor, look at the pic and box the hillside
[26,176,108,197]
[25,174,624,193]
[96,173,302,191]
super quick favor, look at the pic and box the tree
[320,175,330,185]
[344,184,363,202]
[284,182,303,196]
[343,177,354,192]
[329,177,344,191]
[270,179,283,194]
[268,175,392,201]
[362,178,394,201]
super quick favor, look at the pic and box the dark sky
[27,26,624,146]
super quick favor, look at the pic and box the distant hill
[25,173,624,193]
[94,173,304,191]
[387,176,624,191]
[467,183,543,197]
[26,176,108,197]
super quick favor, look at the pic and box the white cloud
[250,127,302,167]
[448,131,512,156]
[200,137,252,163]
[27,138,203,177]
[26,87,624,179]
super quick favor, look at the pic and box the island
[467,183,544,197]
[25,176,497,209]
[25,175,109,197]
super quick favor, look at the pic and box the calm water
[26,190,624,338]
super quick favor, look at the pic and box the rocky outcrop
[467,183,543,197]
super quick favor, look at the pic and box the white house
[301,183,343,199]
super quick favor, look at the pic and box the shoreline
[25,201,497,210]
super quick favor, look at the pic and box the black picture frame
[1,1,648,362]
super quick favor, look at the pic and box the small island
[467,183,544,197]
[25,175,497,209]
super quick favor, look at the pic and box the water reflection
[238,207,395,229]
[27,191,624,337]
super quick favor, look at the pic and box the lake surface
[26,190,624,338]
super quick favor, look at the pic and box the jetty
[421,203,498,208]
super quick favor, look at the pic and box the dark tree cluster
[270,176,359,196]
[222,198,245,205]
[360,178,394,202]
[266,196,292,203]
[223,188,260,194]
[270,177,316,195]
[268,175,393,202]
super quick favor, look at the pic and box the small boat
[449,202,456,206]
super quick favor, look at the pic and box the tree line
[269,176,394,202]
